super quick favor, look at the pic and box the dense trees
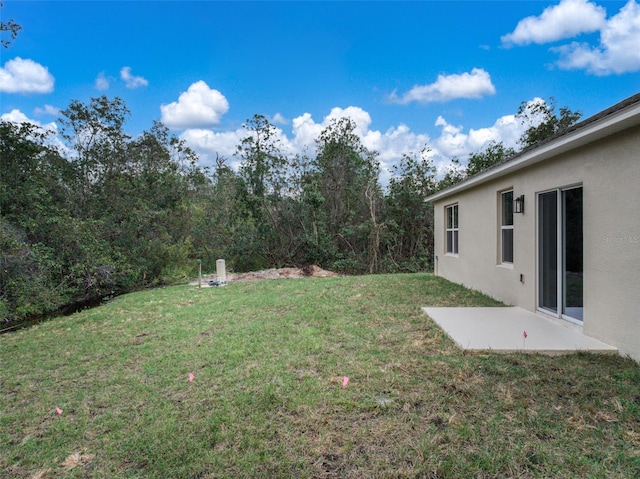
[1,99,205,327]
[313,117,381,273]
[384,150,437,272]
[1,94,580,327]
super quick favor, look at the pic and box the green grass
[1,273,639,478]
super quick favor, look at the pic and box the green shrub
[0,221,67,324]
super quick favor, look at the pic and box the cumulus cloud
[553,0,640,74]
[1,108,58,132]
[388,68,496,105]
[179,101,537,186]
[1,109,59,138]
[279,107,375,154]
[34,104,60,116]
[501,0,606,46]
[366,124,432,185]
[1,109,33,124]
[180,128,245,170]
[0,108,68,154]
[433,117,470,159]
[161,81,229,129]
[95,72,110,91]
[502,0,640,75]
[433,113,527,164]
[291,106,433,184]
[326,106,372,135]
[120,66,148,89]
[0,57,54,94]
[181,106,412,185]
[287,106,375,155]
[429,98,554,176]
[467,114,524,151]
[290,112,323,151]
[271,113,288,125]
[182,122,298,171]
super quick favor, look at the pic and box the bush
[0,221,67,324]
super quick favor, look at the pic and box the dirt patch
[192,265,339,286]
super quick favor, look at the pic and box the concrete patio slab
[422,307,618,355]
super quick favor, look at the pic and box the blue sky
[2,0,639,182]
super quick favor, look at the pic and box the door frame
[536,185,583,325]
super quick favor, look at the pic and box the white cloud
[553,0,640,74]
[501,0,640,75]
[182,122,301,172]
[1,109,32,124]
[434,117,470,159]
[288,106,374,153]
[293,107,432,185]
[179,102,536,186]
[0,108,68,154]
[467,114,523,150]
[0,57,54,94]
[180,128,244,170]
[388,68,496,105]
[120,66,148,89]
[366,124,432,186]
[430,98,551,176]
[160,81,229,129]
[181,106,399,177]
[291,112,324,151]
[326,106,372,135]
[95,68,148,90]
[95,72,110,91]
[1,109,58,137]
[501,0,606,46]
[433,113,528,162]
[271,113,288,125]
[34,104,60,117]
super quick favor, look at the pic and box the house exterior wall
[433,125,640,361]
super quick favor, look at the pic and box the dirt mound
[194,265,339,285]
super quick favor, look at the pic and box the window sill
[445,253,459,258]
[497,262,514,269]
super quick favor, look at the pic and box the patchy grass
[1,273,639,478]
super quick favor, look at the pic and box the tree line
[0,95,580,328]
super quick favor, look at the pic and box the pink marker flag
[56,407,63,415]
[523,330,528,339]
[189,373,195,382]
[342,376,349,387]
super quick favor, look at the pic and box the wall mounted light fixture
[514,194,525,214]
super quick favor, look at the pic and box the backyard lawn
[1,273,639,478]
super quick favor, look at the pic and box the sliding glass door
[538,187,583,322]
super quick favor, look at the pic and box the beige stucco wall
[433,126,640,361]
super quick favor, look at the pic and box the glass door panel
[563,187,583,321]
[538,191,558,313]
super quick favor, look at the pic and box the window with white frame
[446,204,459,255]
[501,190,514,263]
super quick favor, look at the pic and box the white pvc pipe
[216,259,227,285]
